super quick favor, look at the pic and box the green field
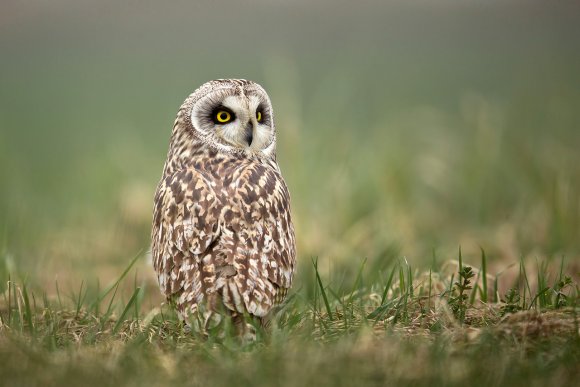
[1,1,580,385]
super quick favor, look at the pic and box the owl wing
[151,168,220,298]
[226,162,296,317]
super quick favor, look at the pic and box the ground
[1,254,579,386]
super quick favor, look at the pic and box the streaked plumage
[151,79,296,331]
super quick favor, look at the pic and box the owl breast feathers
[151,79,296,324]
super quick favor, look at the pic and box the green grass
[1,252,579,387]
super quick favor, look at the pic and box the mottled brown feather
[151,79,296,324]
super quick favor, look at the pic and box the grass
[1,251,579,387]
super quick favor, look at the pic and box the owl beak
[244,121,254,146]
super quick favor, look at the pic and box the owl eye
[256,111,262,122]
[215,110,233,123]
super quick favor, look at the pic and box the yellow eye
[256,111,262,122]
[216,110,232,123]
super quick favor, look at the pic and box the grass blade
[347,258,367,306]
[480,248,488,302]
[113,287,141,334]
[89,250,142,310]
[380,265,397,305]
[21,283,34,336]
[312,258,333,321]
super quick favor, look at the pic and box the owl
[151,79,296,332]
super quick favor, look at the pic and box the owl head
[174,79,276,159]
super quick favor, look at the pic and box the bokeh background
[1,0,579,302]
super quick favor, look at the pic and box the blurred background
[1,0,579,302]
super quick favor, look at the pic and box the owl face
[188,80,276,158]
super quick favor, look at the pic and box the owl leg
[231,313,259,342]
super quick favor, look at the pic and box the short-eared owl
[152,79,296,329]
